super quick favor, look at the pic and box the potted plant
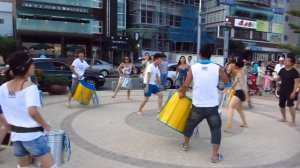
[44,75,70,95]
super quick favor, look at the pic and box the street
[1,90,300,168]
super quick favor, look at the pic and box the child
[264,71,273,93]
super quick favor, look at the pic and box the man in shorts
[277,54,299,126]
[138,53,163,115]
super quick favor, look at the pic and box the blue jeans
[160,73,168,89]
[70,77,80,96]
[13,135,50,157]
[184,105,222,145]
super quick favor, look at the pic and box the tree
[280,9,300,55]
[0,36,17,63]
[229,40,246,57]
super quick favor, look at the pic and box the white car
[85,59,115,77]
[166,63,177,89]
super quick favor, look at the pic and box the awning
[17,8,94,20]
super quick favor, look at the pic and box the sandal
[181,143,189,151]
[211,154,223,163]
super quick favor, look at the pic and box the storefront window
[141,10,154,24]
[253,31,268,41]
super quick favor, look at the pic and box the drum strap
[11,125,44,133]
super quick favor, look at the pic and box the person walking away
[276,54,299,126]
[179,45,229,163]
[223,57,250,132]
[67,50,93,107]
[0,51,56,168]
[159,54,168,90]
[256,61,265,96]
[112,56,136,99]
[174,56,190,89]
[138,53,163,115]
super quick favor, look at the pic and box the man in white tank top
[179,45,229,163]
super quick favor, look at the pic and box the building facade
[0,1,13,36]
[202,0,291,62]
[15,0,105,58]
[127,0,199,57]
[285,0,300,49]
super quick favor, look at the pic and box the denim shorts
[13,135,50,157]
[144,84,160,97]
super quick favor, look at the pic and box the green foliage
[0,36,17,62]
[229,40,246,56]
[44,75,70,86]
[280,44,300,55]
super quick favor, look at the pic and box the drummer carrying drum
[179,45,229,163]
[67,50,94,107]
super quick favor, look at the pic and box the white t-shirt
[0,83,43,141]
[274,64,285,74]
[143,63,160,85]
[192,63,220,107]
[71,58,89,78]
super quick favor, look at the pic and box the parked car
[33,59,106,91]
[166,63,177,89]
[85,59,114,77]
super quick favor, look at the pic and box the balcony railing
[24,0,102,8]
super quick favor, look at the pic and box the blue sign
[219,0,235,6]
[272,8,284,15]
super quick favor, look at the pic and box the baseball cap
[279,57,284,61]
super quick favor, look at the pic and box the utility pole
[196,0,202,57]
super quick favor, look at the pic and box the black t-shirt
[278,68,300,95]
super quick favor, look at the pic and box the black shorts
[279,93,294,108]
[234,90,246,102]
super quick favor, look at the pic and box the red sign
[234,19,257,29]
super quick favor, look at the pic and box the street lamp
[196,0,202,57]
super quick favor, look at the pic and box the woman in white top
[0,51,56,168]
[112,56,136,99]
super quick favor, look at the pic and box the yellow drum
[157,92,192,134]
[73,81,96,105]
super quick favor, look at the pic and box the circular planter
[47,85,67,95]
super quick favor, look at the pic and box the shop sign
[256,20,269,32]
[271,23,284,34]
[234,19,256,29]
[22,1,89,13]
[269,33,282,43]
[243,41,263,51]
[219,0,235,6]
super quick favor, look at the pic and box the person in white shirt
[0,51,56,168]
[187,55,194,66]
[274,57,285,76]
[67,50,93,107]
[138,53,163,115]
[179,45,229,163]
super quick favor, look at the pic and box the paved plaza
[1,90,300,168]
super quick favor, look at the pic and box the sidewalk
[1,90,300,168]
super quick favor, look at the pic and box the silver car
[85,59,115,77]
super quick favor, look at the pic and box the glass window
[253,31,268,41]
[93,21,102,34]
[234,28,250,39]
[141,10,154,24]
[0,19,4,24]
[272,14,283,23]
